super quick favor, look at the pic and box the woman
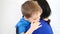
[26,0,53,34]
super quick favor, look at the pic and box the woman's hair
[33,0,51,24]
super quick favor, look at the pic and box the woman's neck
[43,18,49,21]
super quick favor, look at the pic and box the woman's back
[26,19,53,34]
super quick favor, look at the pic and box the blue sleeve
[18,25,26,34]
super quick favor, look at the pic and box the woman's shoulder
[40,19,50,25]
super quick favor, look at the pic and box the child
[16,1,42,34]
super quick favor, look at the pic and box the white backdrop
[0,0,60,34]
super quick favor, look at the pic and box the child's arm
[20,32,25,34]
[25,21,41,34]
[20,22,41,34]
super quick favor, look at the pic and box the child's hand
[30,20,42,31]
[25,18,42,34]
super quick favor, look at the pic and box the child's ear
[40,9,43,15]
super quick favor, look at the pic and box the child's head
[21,1,42,22]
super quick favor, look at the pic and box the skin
[20,11,42,34]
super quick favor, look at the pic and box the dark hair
[21,1,41,18]
[34,0,51,24]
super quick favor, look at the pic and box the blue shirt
[16,17,30,34]
[16,17,53,34]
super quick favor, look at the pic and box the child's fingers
[37,25,42,28]
[39,25,42,27]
